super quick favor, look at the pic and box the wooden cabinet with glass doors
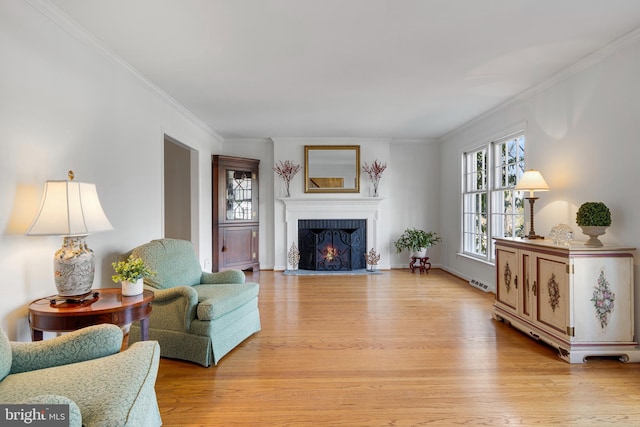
[212,155,259,272]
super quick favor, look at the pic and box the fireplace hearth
[298,219,366,271]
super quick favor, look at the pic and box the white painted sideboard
[492,237,640,363]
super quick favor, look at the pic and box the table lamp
[515,169,549,239]
[26,171,113,300]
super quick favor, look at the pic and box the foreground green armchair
[125,238,261,366]
[0,324,161,427]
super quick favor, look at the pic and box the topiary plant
[576,202,612,227]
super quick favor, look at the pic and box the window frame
[461,130,526,263]
[462,147,488,259]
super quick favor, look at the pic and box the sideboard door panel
[535,254,569,336]
[521,251,533,320]
[496,247,518,314]
[572,257,634,343]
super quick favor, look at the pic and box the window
[462,148,487,257]
[462,132,526,261]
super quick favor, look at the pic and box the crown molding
[271,137,393,145]
[390,138,439,145]
[440,26,640,142]
[25,0,222,143]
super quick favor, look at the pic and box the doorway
[164,135,195,241]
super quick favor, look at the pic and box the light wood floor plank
[155,269,640,426]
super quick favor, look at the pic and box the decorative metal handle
[532,280,537,296]
[514,276,518,289]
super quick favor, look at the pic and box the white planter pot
[412,248,428,258]
[580,226,608,247]
[121,278,144,296]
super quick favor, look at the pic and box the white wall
[388,140,441,266]
[439,33,640,330]
[0,0,221,339]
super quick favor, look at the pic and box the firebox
[298,219,366,271]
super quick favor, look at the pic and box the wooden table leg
[31,329,43,341]
[140,317,149,341]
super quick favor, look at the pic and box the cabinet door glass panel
[226,169,253,220]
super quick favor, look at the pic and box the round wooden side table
[28,288,154,349]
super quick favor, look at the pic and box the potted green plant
[112,255,155,296]
[576,202,611,247]
[394,228,442,257]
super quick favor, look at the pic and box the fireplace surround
[281,197,383,271]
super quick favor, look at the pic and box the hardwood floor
[155,269,640,426]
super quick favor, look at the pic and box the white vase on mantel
[121,278,144,296]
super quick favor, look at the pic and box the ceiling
[49,0,640,140]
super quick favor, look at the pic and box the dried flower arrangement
[273,160,302,197]
[362,160,387,197]
[365,248,381,271]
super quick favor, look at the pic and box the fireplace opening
[298,219,366,271]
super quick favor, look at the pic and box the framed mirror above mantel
[304,145,360,193]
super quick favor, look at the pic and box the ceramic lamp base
[54,236,95,296]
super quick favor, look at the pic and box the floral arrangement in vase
[274,160,301,197]
[362,160,387,197]
[112,255,155,295]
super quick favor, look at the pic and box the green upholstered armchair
[0,324,161,427]
[125,238,261,366]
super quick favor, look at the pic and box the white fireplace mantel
[281,197,383,270]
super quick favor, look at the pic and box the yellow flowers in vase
[112,255,155,296]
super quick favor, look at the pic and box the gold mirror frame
[304,145,360,193]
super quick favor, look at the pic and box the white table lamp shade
[515,170,550,198]
[26,180,113,236]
